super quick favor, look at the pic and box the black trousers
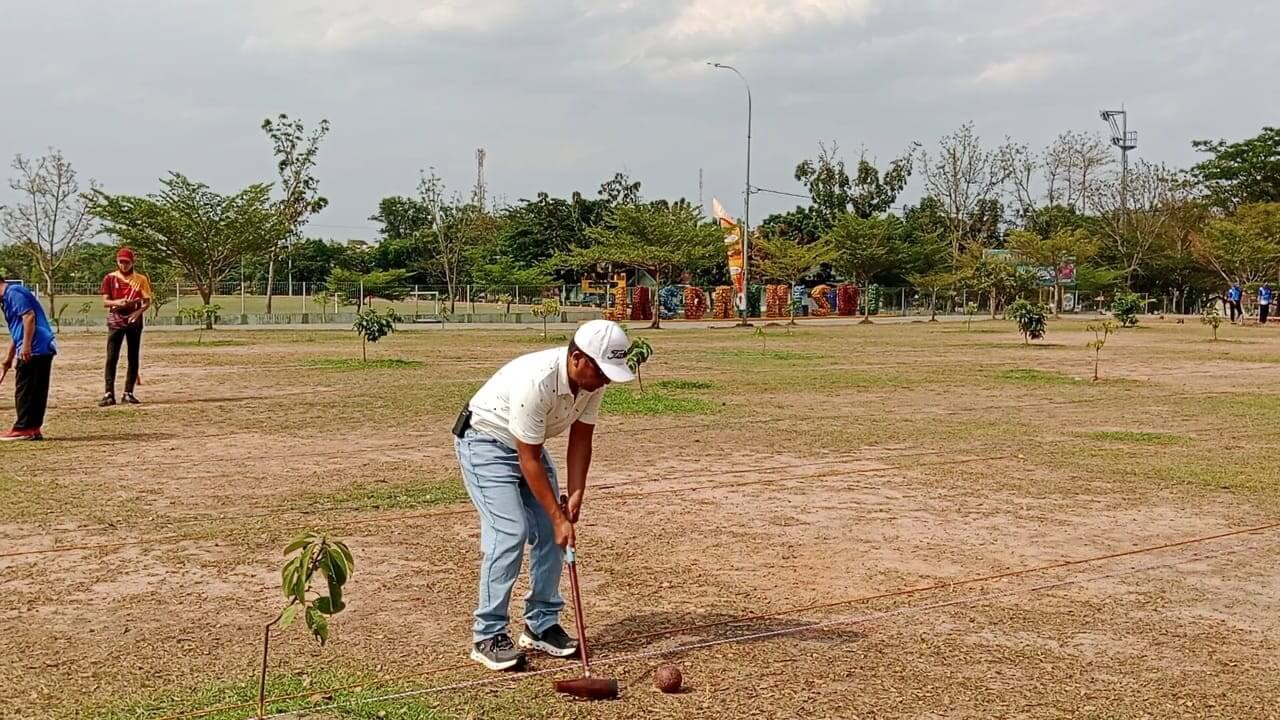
[1262,304,1271,324]
[1229,300,1242,322]
[105,321,143,394]
[14,353,53,431]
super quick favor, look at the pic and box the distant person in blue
[1260,284,1273,325]
[1227,283,1243,324]
[0,276,57,441]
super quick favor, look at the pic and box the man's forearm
[21,315,34,354]
[516,444,567,521]
[566,433,592,500]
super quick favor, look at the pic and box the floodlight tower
[1099,107,1137,208]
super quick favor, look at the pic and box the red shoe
[0,428,42,442]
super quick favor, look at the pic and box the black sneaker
[98,393,116,407]
[122,392,141,405]
[518,624,579,658]
[470,634,526,671]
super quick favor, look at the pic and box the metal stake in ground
[553,495,618,701]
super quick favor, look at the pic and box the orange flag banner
[712,198,745,312]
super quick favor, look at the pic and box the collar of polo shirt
[556,347,573,396]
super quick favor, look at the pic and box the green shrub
[1111,293,1142,327]
[1008,299,1048,344]
[352,307,398,362]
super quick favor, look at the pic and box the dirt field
[3,316,1279,720]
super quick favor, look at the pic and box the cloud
[2,0,1278,236]
[242,0,527,52]
[972,53,1064,88]
[239,0,879,76]
[665,0,876,41]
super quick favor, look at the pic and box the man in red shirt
[99,247,152,406]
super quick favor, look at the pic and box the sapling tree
[529,298,561,340]
[753,325,768,351]
[964,301,979,330]
[353,307,397,362]
[177,304,221,344]
[50,303,70,332]
[1201,303,1223,341]
[906,270,956,322]
[258,531,354,718]
[1111,293,1142,328]
[1008,299,1048,345]
[626,337,653,393]
[1087,320,1118,382]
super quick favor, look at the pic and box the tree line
[1,117,1277,323]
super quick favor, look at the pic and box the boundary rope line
[145,522,1279,720]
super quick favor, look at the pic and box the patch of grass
[939,324,1008,334]
[316,476,467,511]
[163,339,244,347]
[86,667,450,720]
[0,474,69,522]
[653,379,714,391]
[602,387,718,415]
[1202,394,1280,423]
[712,349,822,362]
[512,333,569,343]
[1085,430,1186,445]
[371,381,481,418]
[1221,353,1280,364]
[304,358,423,370]
[749,368,917,391]
[88,659,570,720]
[1153,457,1280,497]
[992,368,1080,385]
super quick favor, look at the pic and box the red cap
[117,247,135,263]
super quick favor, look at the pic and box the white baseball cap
[573,320,635,383]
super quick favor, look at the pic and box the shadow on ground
[593,610,868,654]
[49,432,178,442]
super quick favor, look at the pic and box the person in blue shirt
[1259,283,1273,325]
[1227,283,1243,324]
[0,276,57,441]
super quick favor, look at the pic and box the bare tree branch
[920,123,1014,257]
[1,149,99,313]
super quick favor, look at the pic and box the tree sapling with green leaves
[906,270,956,323]
[1201,303,1223,341]
[1087,320,1118,382]
[964,301,979,330]
[626,337,653,393]
[259,531,354,718]
[177,304,221,342]
[496,293,513,318]
[1008,299,1048,345]
[353,307,398,362]
[1111,292,1143,328]
[529,298,561,340]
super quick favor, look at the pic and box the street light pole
[710,62,752,326]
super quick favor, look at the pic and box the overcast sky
[3,0,1277,240]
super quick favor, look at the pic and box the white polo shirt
[468,347,604,448]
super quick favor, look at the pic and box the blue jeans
[455,429,565,642]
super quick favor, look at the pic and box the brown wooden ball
[653,665,682,693]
